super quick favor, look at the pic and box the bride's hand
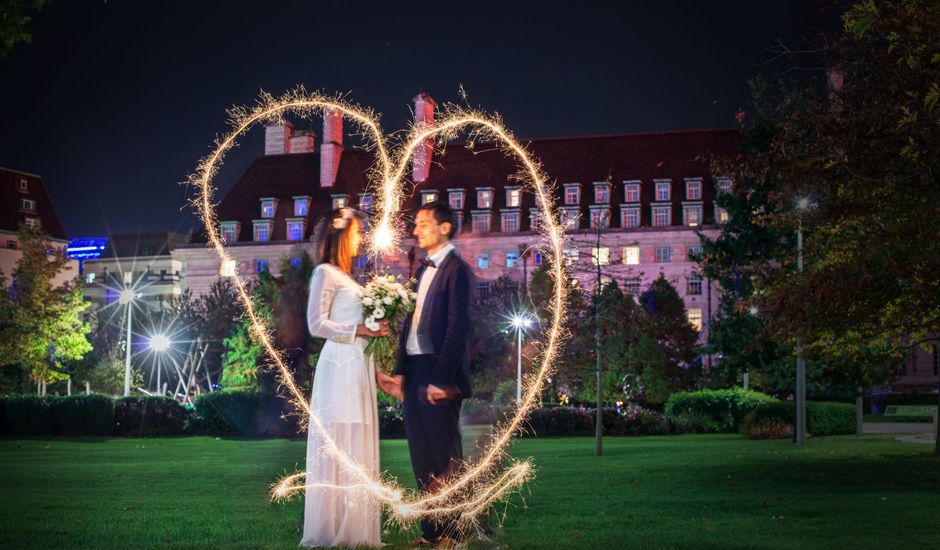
[356,320,389,338]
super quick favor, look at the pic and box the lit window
[563,248,579,265]
[477,253,490,269]
[530,210,544,232]
[472,213,491,233]
[290,257,302,269]
[20,198,35,211]
[534,251,543,266]
[624,182,640,202]
[421,190,438,205]
[687,308,703,331]
[477,189,493,208]
[655,181,671,201]
[294,197,310,216]
[715,207,729,224]
[501,212,520,233]
[626,277,641,296]
[621,207,640,229]
[287,221,304,241]
[453,212,464,234]
[24,217,39,229]
[359,194,373,212]
[655,246,672,263]
[683,205,702,226]
[506,188,521,208]
[256,259,269,273]
[86,272,95,284]
[622,246,640,265]
[220,259,237,277]
[506,251,519,268]
[331,195,347,210]
[19,179,28,192]
[591,247,610,266]
[560,208,580,229]
[686,180,702,200]
[593,183,610,204]
[717,178,733,194]
[687,275,703,295]
[261,199,276,218]
[477,280,492,298]
[253,221,272,242]
[354,256,368,269]
[564,185,581,205]
[652,206,671,227]
[220,222,239,244]
[687,245,703,261]
[589,208,610,229]
[449,190,465,210]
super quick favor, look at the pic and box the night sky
[0,1,836,238]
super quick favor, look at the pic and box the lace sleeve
[306,266,358,344]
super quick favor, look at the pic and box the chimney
[264,121,293,155]
[412,92,436,183]
[289,130,316,154]
[320,108,343,187]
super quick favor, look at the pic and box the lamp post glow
[119,287,137,397]
[149,334,171,394]
[511,314,534,406]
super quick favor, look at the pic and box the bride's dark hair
[313,207,368,274]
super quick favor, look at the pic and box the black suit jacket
[394,250,474,398]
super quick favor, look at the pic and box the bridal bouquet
[360,272,416,373]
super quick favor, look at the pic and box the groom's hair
[418,200,457,239]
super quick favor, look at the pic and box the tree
[0,0,48,57]
[467,275,525,398]
[0,226,92,390]
[636,275,699,403]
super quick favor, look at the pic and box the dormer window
[560,207,581,229]
[19,198,36,212]
[293,196,311,217]
[220,221,240,244]
[286,218,306,241]
[563,183,581,205]
[260,198,278,218]
[589,206,610,229]
[476,188,493,209]
[505,187,521,208]
[655,180,671,201]
[359,193,373,212]
[253,219,273,242]
[331,194,347,210]
[624,180,641,202]
[448,189,465,210]
[500,211,520,232]
[421,190,439,205]
[471,212,491,233]
[18,179,28,192]
[593,182,610,204]
[685,178,702,200]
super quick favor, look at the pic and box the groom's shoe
[409,536,433,547]
[433,536,458,549]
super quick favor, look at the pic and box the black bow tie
[419,257,436,268]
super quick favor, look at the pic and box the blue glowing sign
[67,238,108,260]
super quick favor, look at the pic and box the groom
[391,200,473,546]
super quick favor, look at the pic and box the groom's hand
[426,384,449,405]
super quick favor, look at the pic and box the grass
[1,433,939,549]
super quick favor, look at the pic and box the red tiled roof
[0,167,69,240]
[192,128,739,244]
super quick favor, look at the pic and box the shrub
[50,394,113,436]
[491,380,517,407]
[741,400,856,437]
[664,388,778,432]
[522,407,593,437]
[629,409,670,435]
[379,408,405,439]
[192,391,259,436]
[114,396,186,436]
[461,398,501,425]
[668,413,716,434]
[2,396,53,436]
[745,419,794,439]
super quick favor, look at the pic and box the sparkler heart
[190,88,569,527]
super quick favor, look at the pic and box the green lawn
[1,433,938,549]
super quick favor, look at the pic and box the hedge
[114,396,187,436]
[741,400,856,437]
[51,395,113,436]
[192,391,259,436]
[2,396,53,436]
[664,388,778,432]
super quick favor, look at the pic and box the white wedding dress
[302,263,381,548]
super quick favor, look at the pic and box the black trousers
[402,354,463,540]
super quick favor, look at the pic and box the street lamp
[510,313,534,405]
[119,287,138,397]
[794,196,814,447]
[148,334,171,395]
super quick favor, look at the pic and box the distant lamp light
[795,197,813,211]
[149,334,171,352]
[119,289,136,305]
[748,305,760,317]
[511,314,533,330]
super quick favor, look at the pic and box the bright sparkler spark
[189,88,570,529]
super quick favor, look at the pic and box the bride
[302,207,397,548]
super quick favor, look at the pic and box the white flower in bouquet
[359,271,417,373]
[373,307,386,320]
[364,316,379,332]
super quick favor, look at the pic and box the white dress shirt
[406,243,455,356]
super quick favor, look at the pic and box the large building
[174,93,738,343]
[1,167,78,287]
